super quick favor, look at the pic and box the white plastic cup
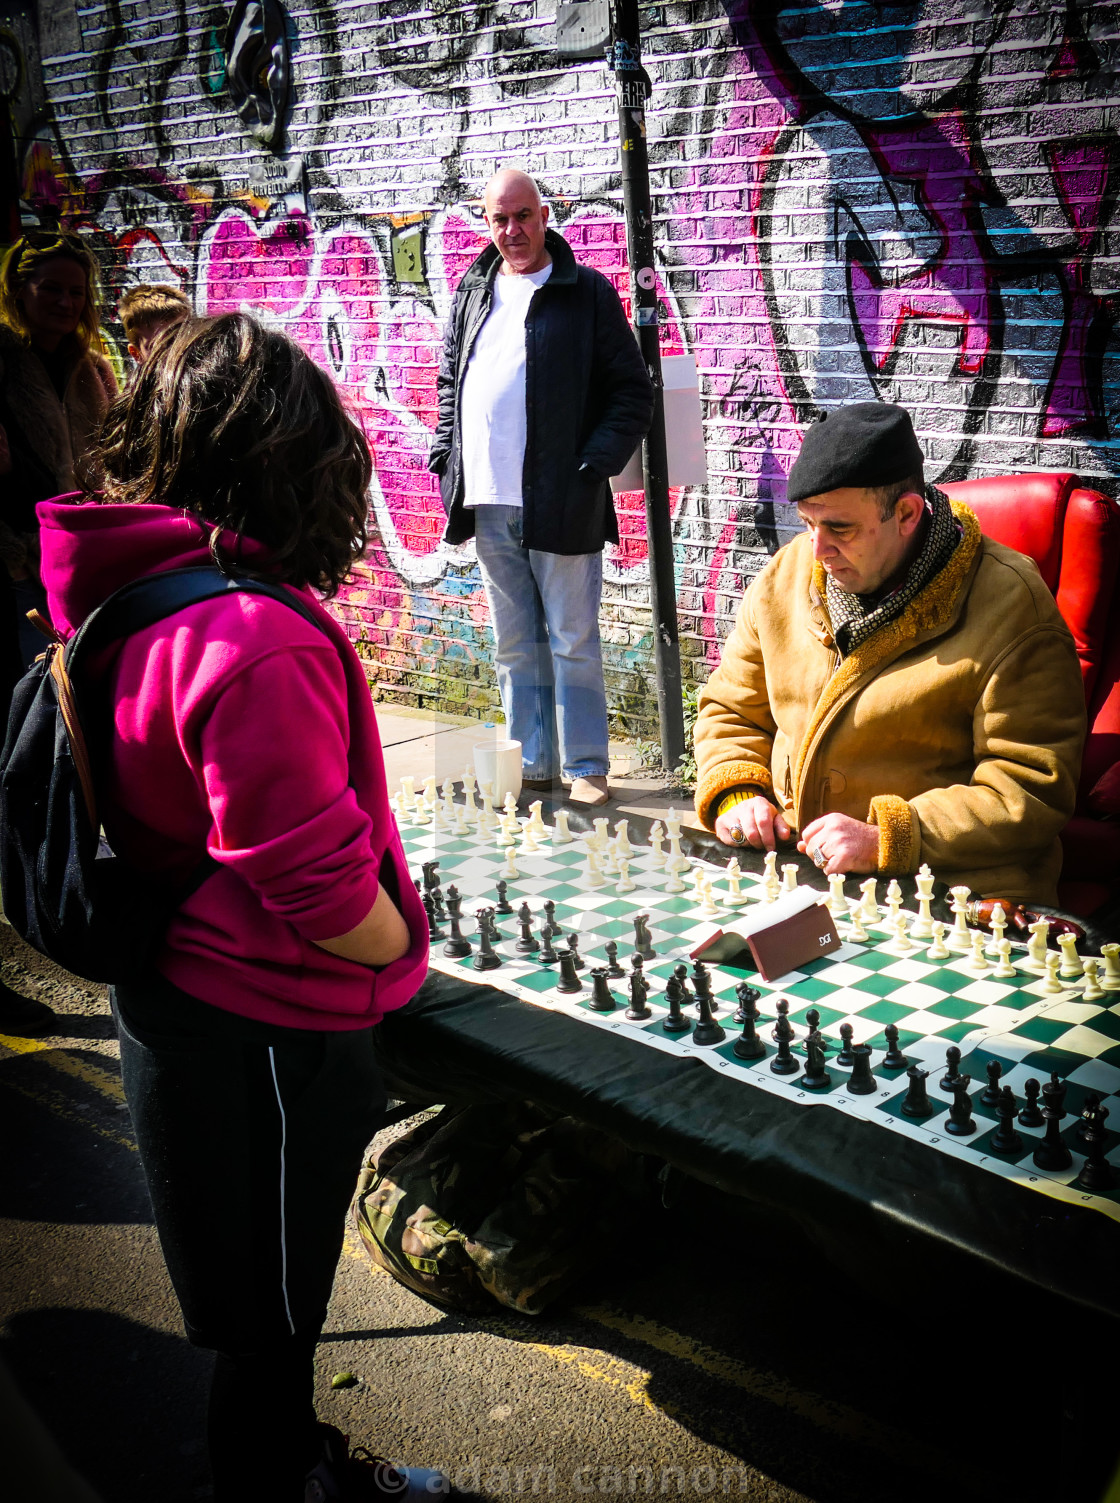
[473,738,522,805]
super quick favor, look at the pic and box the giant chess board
[395,799,1120,1224]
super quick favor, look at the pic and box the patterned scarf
[825,483,962,658]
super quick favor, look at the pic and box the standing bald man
[430,170,653,807]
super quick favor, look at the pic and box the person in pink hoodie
[38,314,448,1502]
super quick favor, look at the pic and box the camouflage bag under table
[354,1102,657,1315]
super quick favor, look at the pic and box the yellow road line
[0,1033,125,1103]
[0,1077,136,1151]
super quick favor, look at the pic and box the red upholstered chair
[940,474,1120,915]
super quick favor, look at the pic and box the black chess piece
[431,883,447,923]
[446,883,461,913]
[538,928,558,964]
[836,1022,855,1068]
[566,933,586,970]
[771,998,794,1045]
[1018,1077,1044,1127]
[989,1085,1024,1156]
[421,859,441,895]
[633,913,657,960]
[882,1024,907,1070]
[442,905,472,959]
[543,899,562,938]
[1075,1101,1115,1192]
[691,960,718,1014]
[589,967,618,1012]
[733,983,761,1025]
[940,1045,962,1093]
[673,963,693,1001]
[770,1032,799,1075]
[495,880,514,915]
[801,1035,830,1089]
[946,1076,976,1136]
[980,1058,1003,1109]
[846,1044,876,1095]
[472,911,501,971]
[556,951,583,994]
[804,1008,829,1053]
[733,1012,767,1060]
[662,976,691,1034]
[692,982,726,1047]
[1032,1101,1073,1171]
[1077,1092,1103,1144]
[604,941,625,978]
[901,1065,933,1119]
[625,970,652,1021]
[515,912,540,955]
[1041,1073,1068,1121]
[422,891,445,941]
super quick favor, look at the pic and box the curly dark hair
[95,313,371,595]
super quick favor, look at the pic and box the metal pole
[610,0,685,771]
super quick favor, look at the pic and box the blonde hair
[0,230,103,351]
[119,282,192,343]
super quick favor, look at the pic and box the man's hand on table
[798,813,878,876]
[715,795,791,851]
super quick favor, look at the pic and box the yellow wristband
[716,788,758,820]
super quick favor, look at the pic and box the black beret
[787,402,925,504]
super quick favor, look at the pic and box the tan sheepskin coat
[693,503,1087,904]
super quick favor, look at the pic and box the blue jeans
[473,505,609,781]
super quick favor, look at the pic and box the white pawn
[986,903,1007,956]
[699,878,719,918]
[432,796,448,832]
[826,873,846,917]
[763,850,781,903]
[454,802,470,837]
[664,859,688,894]
[993,938,1016,978]
[1026,919,1049,971]
[617,858,636,894]
[552,809,573,845]
[893,912,912,953]
[413,790,432,825]
[521,825,539,854]
[501,846,520,881]
[949,885,971,950]
[1100,942,1120,991]
[496,814,516,849]
[691,867,707,903]
[585,847,605,888]
[1042,951,1064,994]
[859,878,878,924]
[724,859,747,907]
[1057,933,1083,978]
[927,921,950,960]
[969,930,990,972]
[614,820,634,859]
[846,899,869,943]
[886,880,902,923]
[1082,958,1105,1002]
[648,821,666,869]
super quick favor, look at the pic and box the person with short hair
[117,281,192,365]
[694,402,1086,903]
[38,314,449,1502]
[431,169,653,808]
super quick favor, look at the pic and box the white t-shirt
[461,261,554,508]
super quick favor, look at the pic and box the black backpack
[0,567,327,984]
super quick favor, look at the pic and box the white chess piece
[664,806,682,843]
[724,859,747,907]
[521,825,539,855]
[666,830,687,878]
[893,912,912,953]
[782,863,799,893]
[859,878,878,924]
[691,867,707,902]
[912,864,935,939]
[993,939,1016,978]
[496,814,517,849]
[927,921,950,960]
[477,789,495,836]
[949,886,972,951]
[552,808,573,845]
[413,789,432,825]
[584,846,605,888]
[501,846,520,881]
[1042,951,1064,994]
[699,878,719,918]
[617,858,636,894]
[826,873,846,917]
[462,769,478,819]
[503,791,518,822]
[614,820,634,859]
[592,817,611,853]
[763,850,781,903]
[399,775,417,812]
[1082,958,1105,1002]
[422,776,438,811]
[664,857,688,893]
[432,797,448,832]
[388,791,402,823]
[1026,918,1049,972]
[1057,933,1083,978]
[986,903,1007,957]
[846,899,869,943]
[454,802,470,836]
[886,879,902,922]
[648,821,666,869]
[1100,942,1120,991]
[968,930,990,972]
[526,801,547,839]
[602,839,619,876]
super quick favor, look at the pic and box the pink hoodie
[38,496,429,1031]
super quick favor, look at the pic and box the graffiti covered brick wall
[7,0,1120,736]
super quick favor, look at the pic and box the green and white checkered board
[397,815,1120,1223]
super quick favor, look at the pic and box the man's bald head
[484,169,551,275]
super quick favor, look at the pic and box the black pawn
[472,912,501,971]
[940,1045,962,1093]
[633,913,657,960]
[673,963,693,1002]
[566,933,585,970]
[946,1076,976,1136]
[980,1058,1003,1109]
[538,928,558,964]
[733,983,761,1025]
[990,1085,1024,1156]
[1077,1092,1102,1144]
[543,899,561,938]
[626,971,652,1021]
[589,967,618,1013]
[847,1044,876,1095]
[802,1035,830,1089]
[422,891,445,941]
[805,1008,828,1053]
[495,880,514,915]
[1032,1103,1073,1171]
[515,914,540,955]
[692,984,726,1047]
[1075,1102,1115,1192]
[733,1012,767,1061]
[604,941,625,978]
[662,976,691,1034]
[431,882,447,923]
[556,951,583,994]
[771,998,794,1045]
[691,960,717,1013]
[1018,1078,1044,1127]
[836,1022,855,1068]
[901,1066,933,1119]
[442,907,472,959]
[770,1032,799,1075]
[484,908,505,944]
[1042,1072,1067,1120]
[882,1024,907,1070]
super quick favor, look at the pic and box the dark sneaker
[306,1424,451,1500]
[0,981,56,1036]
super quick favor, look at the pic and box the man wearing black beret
[692,402,1087,902]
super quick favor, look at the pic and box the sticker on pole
[635,307,659,326]
[636,267,656,290]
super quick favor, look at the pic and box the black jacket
[429,228,654,555]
